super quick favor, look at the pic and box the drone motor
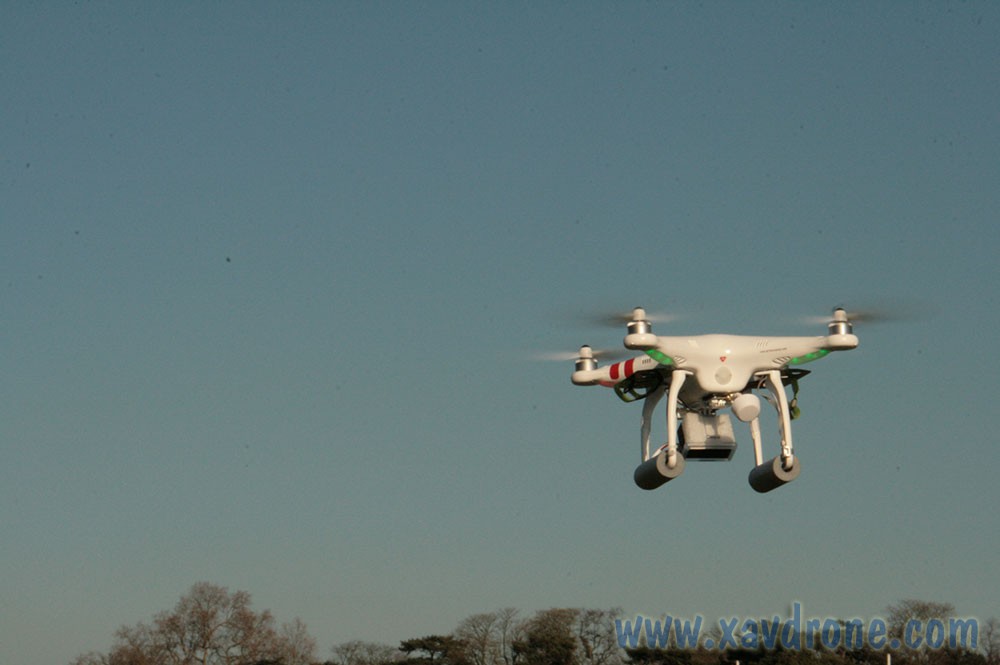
[574,346,597,372]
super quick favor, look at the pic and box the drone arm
[825,333,859,351]
[571,353,660,386]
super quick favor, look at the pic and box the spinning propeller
[582,306,679,329]
[535,346,629,363]
[799,301,925,326]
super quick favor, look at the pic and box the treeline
[71,583,999,665]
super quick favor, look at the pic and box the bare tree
[575,608,625,665]
[886,600,957,639]
[983,617,1000,665]
[496,608,523,665]
[278,617,318,665]
[72,582,306,665]
[455,609,532,665]
[466,607,623,665]
[150,582,280,665]
[885,600,961,665]
[456,613,504,665]
[331,640,402,665]
[112,620,166,665]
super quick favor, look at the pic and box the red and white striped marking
[608,358,636,381]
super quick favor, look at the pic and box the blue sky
[3,3,999,663]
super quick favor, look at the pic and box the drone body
[570,308,859,492]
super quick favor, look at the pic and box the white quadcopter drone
[569,307,858,492]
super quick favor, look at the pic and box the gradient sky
[3,3,999,663]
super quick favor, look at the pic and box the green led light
[788,349,830,365]
[645,349,673,365]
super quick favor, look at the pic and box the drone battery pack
[680,413,737,460]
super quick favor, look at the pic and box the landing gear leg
[662,369,688,468]
[763,370,795,468]
[639,383,665,463]
[634,370,690,490]
[748,370,801,493]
